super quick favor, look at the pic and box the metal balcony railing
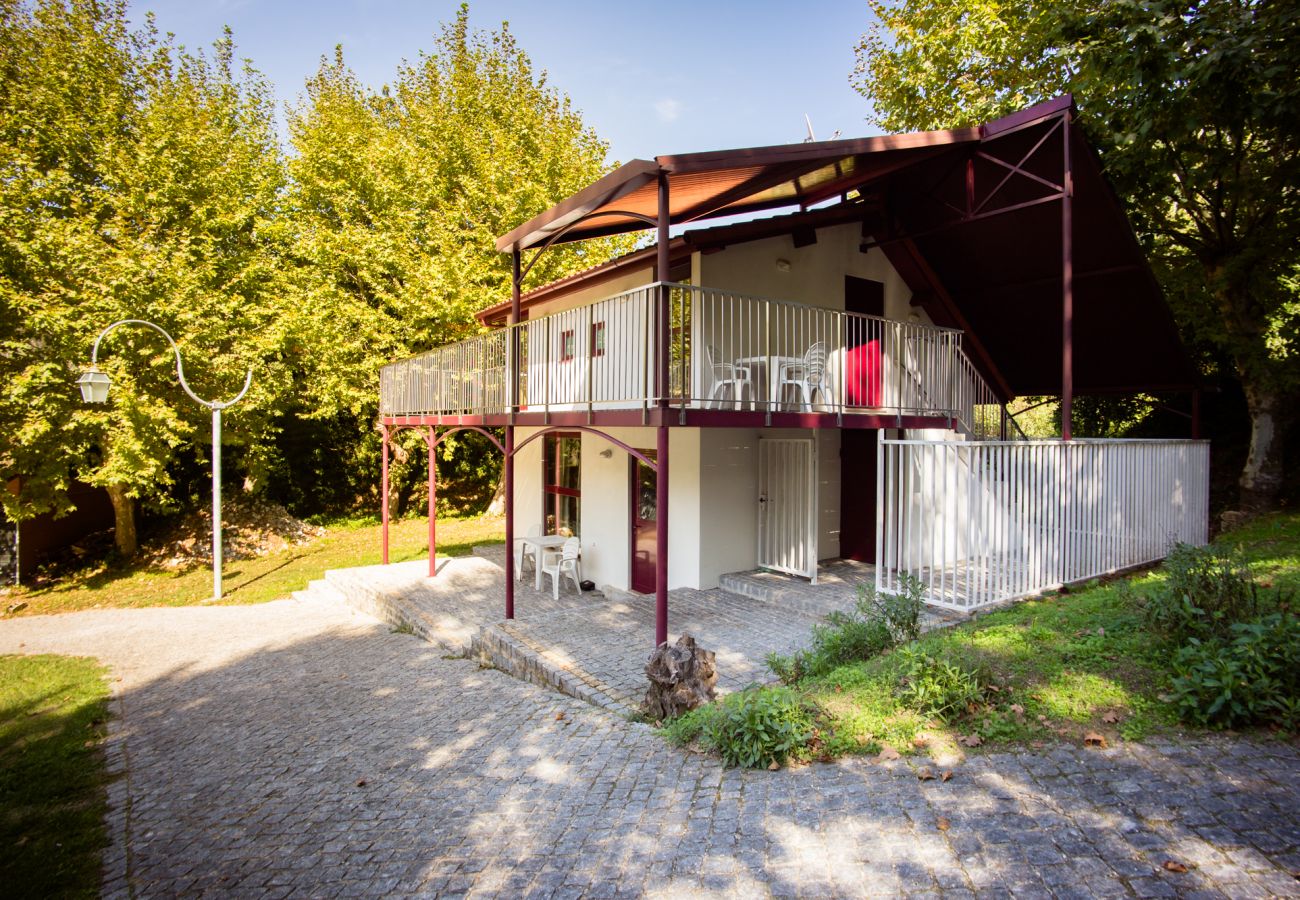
[379,282,1008,433]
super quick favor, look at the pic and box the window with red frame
[543,433,580,536]
[560,329,576,362]
[590,321,606,357]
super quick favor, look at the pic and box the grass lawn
[0,654,112,898]
[5,514,505,617]
[799,511,1300,759]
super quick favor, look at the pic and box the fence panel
[876,438,1211,610]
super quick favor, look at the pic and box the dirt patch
[141,498,325,570]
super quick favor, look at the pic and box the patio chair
[705,344,752,409]
[513,524,543,580]
[540,536,582,600]
[777,341,833,411]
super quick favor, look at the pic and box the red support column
[505,426,515,620]
[656,172,670,405]
[506,247,521,620]
[427,428,437,578]
[380,424,391,565]
[655,424,669,648]
[1061,111,1075,441]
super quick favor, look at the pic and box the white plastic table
[734,355,804,407]
[521,534,569,589]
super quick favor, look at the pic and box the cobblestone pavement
[348,548,953,713]
[2,599,1299,898]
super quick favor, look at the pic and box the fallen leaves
[916,766,935,781]
[555,711,566,721]
[958,733,983,748]
[1009,703,1025,716]
[937,817,951,831]
[355,778,367,787]
[1083,732,1108,748]
[1162,860,1189,873]
[1102,711,1120,724]
[768,760,781,771]
[877,744,901,762]
[941,769,954,782]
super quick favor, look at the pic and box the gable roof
[490,96,1198,396]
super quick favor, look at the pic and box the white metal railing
[876,438,1211,610]
[379,282,1007,429]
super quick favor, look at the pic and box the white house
[378,96,1209,645]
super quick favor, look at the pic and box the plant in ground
[1167,613,1300,730]
[1143,543,1264,644]
[663,685,825,769]
[0,655,111,897]
[767,577,924,684]
[895,647,986,722]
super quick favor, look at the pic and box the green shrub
[767,577,924,683]
[895,647,986,721]
[1167,612,1300,729]
[701,686,816,769]
[1145,544,1261,644]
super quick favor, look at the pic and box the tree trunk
[104,483,137,557]
[485,473,505,516]
[1239,382,1284,513]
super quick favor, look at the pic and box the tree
[0,1,287,554]
[854,0,1300,511]
[279,5,634,512]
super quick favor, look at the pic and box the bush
[1167,612,1300,730]
[767,577,924,683]
[1145,544,1261,644]
[895,647,986,721]
[700,686,816,769]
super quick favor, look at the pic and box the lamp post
[77,319,252,601]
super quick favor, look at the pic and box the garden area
[663,512,1300,769]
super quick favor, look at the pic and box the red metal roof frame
[488,95,1199,396]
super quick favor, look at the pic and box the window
[543,434,580,536]
[590,321,606,357]
[560,329,576,362]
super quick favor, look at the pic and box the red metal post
[1192,389,1202,439]
[506,247,521,620]
[655,423,669,648]
[505,426,515,619]
[427,428,437,578]
[1061,110,1074,441]
[380,424,390,565]
[657,172,670,405]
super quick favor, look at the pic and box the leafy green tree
[0,1,287,554]
[280,5,633,510]
[855,0,1300,510]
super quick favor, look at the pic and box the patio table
[734,355,805,408]
[520,534,569,590]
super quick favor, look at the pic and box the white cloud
[653,98,682,123]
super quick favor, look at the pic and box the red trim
[379,409,960,431]
[559,329,575,362]
[590,321,606,357]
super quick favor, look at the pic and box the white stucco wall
[510,425,701,593]
[696,222,927,324]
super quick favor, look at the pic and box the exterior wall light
[76,369,111,404]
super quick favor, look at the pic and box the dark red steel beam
[426,428,437,578]
[380,424,390,565]
[655,423,669,648]
[1061,111,1074,441]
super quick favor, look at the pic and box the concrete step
[469,624,636,714]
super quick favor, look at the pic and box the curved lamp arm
[90,318,253,409]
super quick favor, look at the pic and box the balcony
[380,283,1007,436]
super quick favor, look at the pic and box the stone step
[469,623,639,714]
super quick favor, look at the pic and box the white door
[758,438,818,580]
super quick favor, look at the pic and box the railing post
[380,424,390,565]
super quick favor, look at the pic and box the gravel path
[3,598,1298,898]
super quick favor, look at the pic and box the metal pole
[505,426,515,620]
[1061,110,1074,441]
[427,428,437,578]
[655,424,669,648]
[381,425,390,565]
[211,406,222,601]
[657,172,670,406]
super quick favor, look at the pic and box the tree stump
[643,633,717,721]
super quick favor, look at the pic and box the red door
[630,452,657,593]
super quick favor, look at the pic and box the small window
[591,321,606,357]
[543,433,581,537]
[560,329,575,362]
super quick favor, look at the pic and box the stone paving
[326,547,956,713]
[2,597,1299,897]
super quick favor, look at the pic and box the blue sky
[126,1,881,164]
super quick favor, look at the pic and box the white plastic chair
[540,537,582,600]
[513,524,543,580]
[706,344,752,409]
[777,341,833,411]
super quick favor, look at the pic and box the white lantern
[77,369,111,404]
